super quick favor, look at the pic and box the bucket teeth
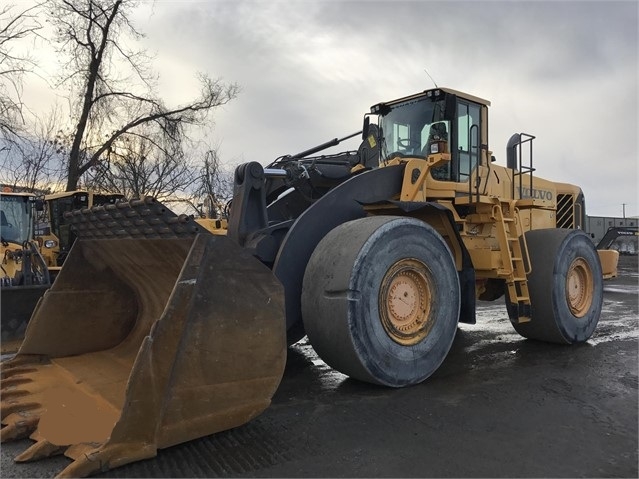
[1,400,41,420]
[0,376,31,388]
[0,368,35,380]
[14,439,66,462]
[0,415,39,441]
[1,362,43,424]
[1,355,48,373]
[0,388,28,400]
[56,443,156,478]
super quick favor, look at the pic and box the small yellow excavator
[1,87,617,477]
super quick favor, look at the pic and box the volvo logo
[521,187,553,201]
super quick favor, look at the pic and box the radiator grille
[556,194,575,229]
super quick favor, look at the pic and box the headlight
[44,240,58,248]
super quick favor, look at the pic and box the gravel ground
[2,255,637,478]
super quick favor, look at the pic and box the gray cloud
[25,0,639,216]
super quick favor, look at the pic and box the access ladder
[493,199,531,322]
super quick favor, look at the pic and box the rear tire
[507,228,603,343]
[301,216,460,387]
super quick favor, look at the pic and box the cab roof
[372,87,491,111]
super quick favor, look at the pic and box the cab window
[457,100,480,182]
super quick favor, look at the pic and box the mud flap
[1,199,286,477]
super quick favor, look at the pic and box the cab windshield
[379,97,450,160]
[49,193,90,250]
[0,195,34,244]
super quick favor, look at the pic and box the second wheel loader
[1,191,51,353]
[1,87,614,477]
[37,190,125,275]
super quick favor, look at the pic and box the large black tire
[507,228,603,344]
[301,216,460,387]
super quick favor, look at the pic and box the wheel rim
[379,259,434,345]
[565,257,594,318]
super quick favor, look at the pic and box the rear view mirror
[362,116,370,140]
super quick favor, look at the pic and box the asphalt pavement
[2,255,637,478]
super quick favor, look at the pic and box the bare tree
[0,2,42,141]
[189,148,234,218]
[0,106,67,192]
[85,125,198,202]
[48,0,239,192]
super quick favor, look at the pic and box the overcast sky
[20,0,639,217]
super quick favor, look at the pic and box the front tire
[507,228,603,344]
[301,216,460,387]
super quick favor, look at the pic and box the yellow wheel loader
[1,192,51,354]
[1,87,616,477]
[37,190,125,276]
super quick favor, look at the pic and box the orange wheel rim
[565,257,594,317]
[379,259,434,345]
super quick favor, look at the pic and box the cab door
[455,99,481,183]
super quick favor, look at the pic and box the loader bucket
[0,198,286,478]
[597,249,619,280]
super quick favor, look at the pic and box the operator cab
[45,191,124,265]
[0,193,36,244]
[369,87,489,183]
